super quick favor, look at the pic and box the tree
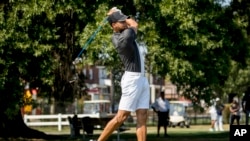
[0,0,106,138]
[1,0,250,139]
[220,0,250,97]
[0,1,54,137]
[134,0,250,105]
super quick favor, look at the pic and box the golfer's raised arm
[126,18,138,34]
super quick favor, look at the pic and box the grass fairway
[96,125,229,141]
[28,124,230,141]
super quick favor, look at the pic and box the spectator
[215,98,225,131]
[208,101,217,132]
[242,88,250,125]
[151,91,170,137]
[229,98,241,125]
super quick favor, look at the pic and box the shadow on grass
[44,131,229,141]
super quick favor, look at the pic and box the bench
[68,114,130,139]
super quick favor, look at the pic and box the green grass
[29,124,230,141]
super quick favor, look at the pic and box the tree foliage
[0,0,108,137]
[0,0,250,138]
[133,0,250,104]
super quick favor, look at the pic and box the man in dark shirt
[215,98,225,131]
[242,87,250,125]
[97,7,150,141]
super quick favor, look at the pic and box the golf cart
[83,100,112,118]
[168,101,192,128]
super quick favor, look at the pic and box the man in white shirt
[209,104,217,131]
[152,91,170,137]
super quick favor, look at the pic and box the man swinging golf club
[97,7,150,141]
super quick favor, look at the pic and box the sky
[220,0,232,6]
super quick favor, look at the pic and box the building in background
[82,65,186,105]
[22,65,189,115]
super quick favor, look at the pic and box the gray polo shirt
[111,28,142,73]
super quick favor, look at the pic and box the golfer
[97,7,150,141]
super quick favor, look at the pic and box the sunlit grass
[29,124,230,141]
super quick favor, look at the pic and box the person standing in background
[23,82,32,115]
[208,101,217,132]
[229,98,241,125]
[242,87,250,125]
[151,91,170,137]
[215,98,225,131]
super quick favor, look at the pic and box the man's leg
[157,117,161,137]
[236,116,240,125]
[219,115,224,131]
[157,113,161,137]
[136,109,148,141]
[97,110,130,141]
[163,124,167,136]
[230,115,234,125]
[214,117,219,131]
[209,113,216,132]
[246,111,250,125]
[157,123,160,137]
[164,112,168,136]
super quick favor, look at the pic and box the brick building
[82,65,186,104]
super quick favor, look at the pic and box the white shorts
[118,71,150,112]
[211,113,217,120]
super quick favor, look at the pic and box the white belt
[124,71,145,76]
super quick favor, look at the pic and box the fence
[24,113,248,131]
[23,113,212,131]
[23,113,101,131]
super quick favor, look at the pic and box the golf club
[73,17,108,64]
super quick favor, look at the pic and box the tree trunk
[0,110,47,138]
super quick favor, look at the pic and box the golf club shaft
[76,17,108,58]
